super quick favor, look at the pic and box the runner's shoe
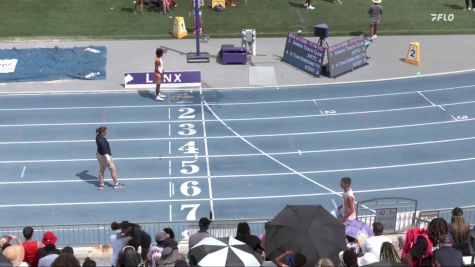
[114,183,125,189]
[98,184,105,190]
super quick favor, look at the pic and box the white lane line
[168,160,172,176]
[168,124,171,136]
[20,166,26,178]
[169,205,172,222]
[3,98,475,128]
[168,141,172,155]
[0,136,201,145]
[438,105,458,121]
[1,178,473,208]
[202,99,342,198]
[199,86,215,220]
[168,108,171,120]
[169,181,172,198]
[417,91,435,106]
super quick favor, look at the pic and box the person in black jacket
[96,127,124,190]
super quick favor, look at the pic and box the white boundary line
[202,98,342,198]
[1,178,474,208]
[0,68,474,95]
[199,86,215,219]
[2,135,475,163]
[1,81,475,111]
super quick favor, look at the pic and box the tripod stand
[317,37,329,48]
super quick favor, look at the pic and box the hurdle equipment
[172,17,188,39]
[404,42,421,66]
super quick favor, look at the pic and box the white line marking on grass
[202,99,342,198]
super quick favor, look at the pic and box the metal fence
[356,197,417,234]
[0,219,269,247]
[416,205,475,228]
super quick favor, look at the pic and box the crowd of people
[2,208,473,267]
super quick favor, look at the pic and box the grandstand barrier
[0,219,268,247]
[416,205,475,228]
[356,197,417,233]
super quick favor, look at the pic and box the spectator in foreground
[38,232,60,259]
[51,254,80,267]
[401,236,432,267]
[111,221,131,267]
[117,246,141,267]
[2,243,26,267]
[38,244,59,267]
[188,217,212,265]
[428,218,449,248]
[157,231,179,267]
[22,226,43,267]
[339,250,358,267]
[148,231,166,267]
[433,234,463,267]
[274,250,307,267]
[316,257,335,267]
[82,257,96,267]
[379,242,400,262]
[449,207,470,255]
[235,222,263,253]
[368,0,383,40]
[362,222,391,259]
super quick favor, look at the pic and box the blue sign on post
[124,70,201,89]
[282,32,325,77]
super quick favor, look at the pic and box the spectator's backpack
[401,228,433,267]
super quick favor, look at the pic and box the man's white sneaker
[371,34,378,40]
[158,93,166,98]
[307,5,315,9]
[304,2,308,7]
[156,95,165,101]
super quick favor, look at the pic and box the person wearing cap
[368,0,383,40]
[449,207,470,255]
[188,217,213,266]
[148,231,166,267]
[37,232,60,260]
[120,221,151,262]
[110,221,131,267]
[433,234,463,267]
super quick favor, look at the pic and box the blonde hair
[451,215,469,243]
[380,242,400,263]
[315,258,335,267]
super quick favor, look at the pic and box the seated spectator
[157,234,179,267]
[2,244,26,267]
[339,250,358,267]
[0,249,12,267]
[38,232,60,259]
[22,226,43,267]
[401,236,432,267]
[188,217,213,265]
[148,231,166,267]
[82,257,96,267]
[235,222,263,253]
[38,244,59,267]
[316,257,335,267]
[362,222,391,259]
[174,259,188,267]
[117,246,141,267]
[274,250,306,267]
[61,246,74,255]
[345,236,362,257]
[433,234,463,267]
[428,218,448,248]
[51,254,80,267]
[449,207,470,255]
[110,221,131,267]
[226,0,237,7]
[379,242,400,262]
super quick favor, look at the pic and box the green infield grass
[0,0,472,40]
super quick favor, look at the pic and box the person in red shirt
[22,227,43,267]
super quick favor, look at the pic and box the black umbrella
[189,236,261,267]
[265,205,346,265]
